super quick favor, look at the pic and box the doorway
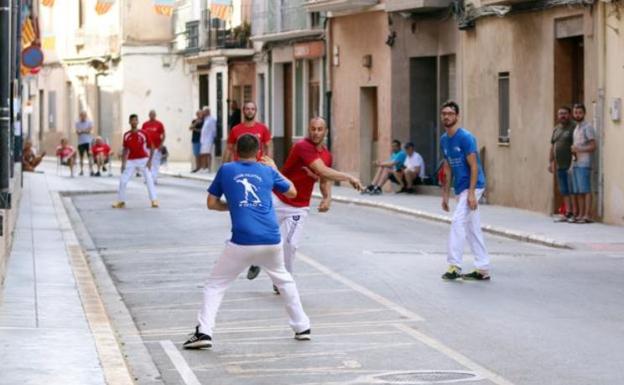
[553,34,584,213]
[410,57,438,178]
[359,87,378,184]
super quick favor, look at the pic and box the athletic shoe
[462,270,491,281]
[90,171,95,177]
[95,171,101,177]
[361,185,374,195]
[112,201,125,209]
[79,171,84,176]
[372,186,382,195]
[272,284,280,295]
[294,329,311,341]
[151,200,159,208]
[441,266,462,280]
[191,168,199,173]
[183,326,212,349]
[247,265,261,280]
[102,166,107,172]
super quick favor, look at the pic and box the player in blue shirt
[184,134,311,349]
[439,101,491,281]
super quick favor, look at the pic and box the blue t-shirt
[390,150,407,171]
[208,161,291,245]
[440,128,486,195]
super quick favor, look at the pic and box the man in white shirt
[199,107,216,172]
[403,142,426,193]
[75,111,94,176]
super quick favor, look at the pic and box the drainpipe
[595,2,606,219]
[0,0,11,194]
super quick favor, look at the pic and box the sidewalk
[162,161,623,250]
[0,170,133,385]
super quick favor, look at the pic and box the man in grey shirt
[75,111,94,176]
[570,103,597,223]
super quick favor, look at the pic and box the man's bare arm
[207,194,229,211]
[308,159,363,191]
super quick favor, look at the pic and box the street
[64,174,624,385]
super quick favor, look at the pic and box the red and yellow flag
[153,0,174,16]
[95,0,115,15]
[41,0,54,7]
[210,0,232,21]
[22,17,36,48]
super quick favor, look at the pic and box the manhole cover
[371,370,478,384]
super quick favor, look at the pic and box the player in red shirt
[91,136,112,177]
[112,114,158,209]
[224,102,271,162]
[248,117,364,291]
[141,110,166,184]
[56,138,77,177]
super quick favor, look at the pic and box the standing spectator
[570,103,597,223]
[228,100,241,130]
[223,101,271,164]
[112,114,158,209]
[363,139,406,195]
[403,142,426,193]
[439,101,490,281]
[75,111,94,176]
[200,107,217,172]
[22,139,45,172]
[190,110,203,173]
[141,110,165,184]
[91,136,112,177]
[56,138,77,177]
[549,106,576,222]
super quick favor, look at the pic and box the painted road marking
[160,340,202,385]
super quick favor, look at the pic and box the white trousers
[197,241,310,336]
[448,188,490,270]
[273,197,309,273]
[150,149,162,183]
[117,158,157,202]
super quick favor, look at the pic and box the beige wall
[602,6,624,225]
[123,0,173,43]
[330,11,391,179]
[462,8,597,214]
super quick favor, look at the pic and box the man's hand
[373,160,381,166]
[441,195,450,212]
[260,155,277,169]
[318,198,331,213]
[467,190,478,210]
[348,176,364,191]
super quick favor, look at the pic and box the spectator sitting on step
[403,142,426,193]
[22,139,46,172]
[363,139,406,195]
[91,136,112,177]
[56,138,77,177]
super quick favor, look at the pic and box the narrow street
[64,174,624,385]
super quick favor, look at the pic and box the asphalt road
[69,174,624,385]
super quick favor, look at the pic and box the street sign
[21,46,44,69]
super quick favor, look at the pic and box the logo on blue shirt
[235,174,263,207]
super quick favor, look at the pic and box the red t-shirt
[227,122,271,160]
[275,138,332,208]
[123,130,150,159]
[92,143,111,157]
[141,120,165,148]
[56,145,74,159]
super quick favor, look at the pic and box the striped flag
[95,0,115,15]
[153,0,174,16]
[21,17,36,48]
[41,0,54,7]
[210,0,232,21]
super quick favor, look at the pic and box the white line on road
[298,253,425,321]
[160,340,202,385]
[394,323,515,385]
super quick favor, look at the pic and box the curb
[161,170,572,250]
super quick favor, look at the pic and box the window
[308,60,320,121]
[186,21,200,51]
[243,85,252,105]
[310,12,321,28]
[498,72,510,144]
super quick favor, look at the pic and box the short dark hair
[441,100,460,115]
[404,142,414,149]
[573,103,586,113]
[392,139,401,147]
[129,114,138,122]
[559,105,572,113]
[236,134,259,159]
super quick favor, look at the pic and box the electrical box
[611,97,622,122]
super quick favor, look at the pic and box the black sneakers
[462,270,491,281]
[441,266,462,280]
[294,329,311,341]
[272,284,280,295]
[247,265,261,280]
[183,326,212,349]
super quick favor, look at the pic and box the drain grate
[372,370,477,384]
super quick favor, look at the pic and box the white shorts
[200,142,213,155]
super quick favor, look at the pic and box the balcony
[385,0,453,13]
[304,0,379,13]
